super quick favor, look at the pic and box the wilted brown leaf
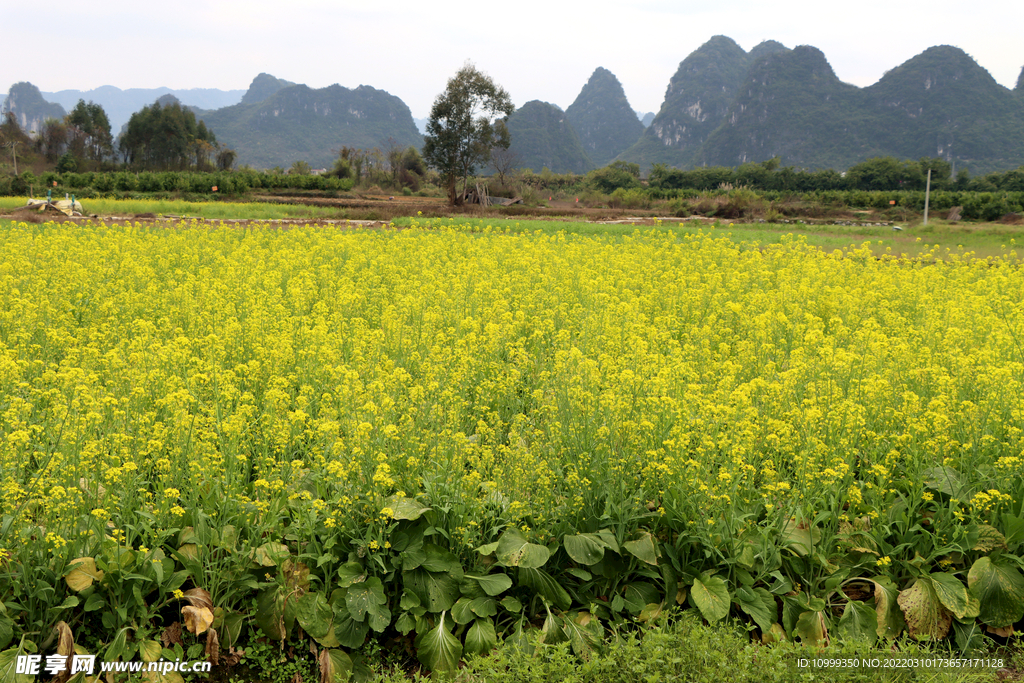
[52,621,74,683]
[183,588,213,611]
[182,606,214,635]
[205,627,220,665]
[987,624,1015,637]
[162,622,183,647]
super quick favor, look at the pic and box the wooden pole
[923,168,931,225]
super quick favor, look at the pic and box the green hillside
[199,82,422,169]
[618,36,765,169]
[621,38,1024,174]
[506,101,594,174]
[699,46,877,169]
[862,46,1024,174]
[565,67,644,167]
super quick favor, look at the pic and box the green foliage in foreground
[368,612,1011,683]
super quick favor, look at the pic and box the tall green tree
[66,99,113,164]
[423,64,514,205]
[119,99,217,170]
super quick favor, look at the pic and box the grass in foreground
[0,196,351,221]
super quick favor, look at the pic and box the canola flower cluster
[0,220,1022,564]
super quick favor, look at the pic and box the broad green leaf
[505,624,533,654]
[594,529,619,554]
[385,495,431,521]
[500,596,522,613]
[255,587,286,640]
[962,593,981,620]
[469,597,497,619]
[214,525,237,551]
[762,623,787,645]
[540,611,567,645]
[107,627,131,661]
[296,592,333,640]
[518,567,571,610]
[331,602,370,649]
[794,610,828,645]
[563,534,605,566]
[972,524,1008,552]
[399,590,421,611]
[561,611,603,661]
[401,548,427,572]
[139,640,162,662]
[0,647,34,683]
[735,544,756,569]
[1002,513,1024,550]
[953,619,986,657]
[403,568,461,613]
[496,528,550,569]
[395,612,416,635]
[319,649,353,683]
[781,520,820,556]
[415,613,462,672]
[475,541,499,556]
[252,542,289,567]
[464,618,497,657]
[366,604,391,633]
[691,575,730,622]
[735,586,774,633]
[930,572,969,619]
[623,532,659,566]
[0,620,14,651]
[464,573,512,597]
[345,577,387,622]
[420,544,460,573]
[451,598,475,625]
[337,562,366,587]
[637,602,664,623]
[622,582,661,615]
[968,556,1024,628]
[838,600,877,643]
[897,578,951,640]
[65,557,104,592]
[921,465,963,497]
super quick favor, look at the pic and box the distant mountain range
[41,85,245,133]
[195,74,422,169]
[5,39,1024,173]
[623,37,1024,174]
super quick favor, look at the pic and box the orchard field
[1,217,1023,680]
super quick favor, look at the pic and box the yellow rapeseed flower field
[1,218,1022,657]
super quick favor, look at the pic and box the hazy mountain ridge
[40,85,245,133]
[1,82,66,135]
[240,74,296,105]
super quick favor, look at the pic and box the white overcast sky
[3,0,1022,119]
